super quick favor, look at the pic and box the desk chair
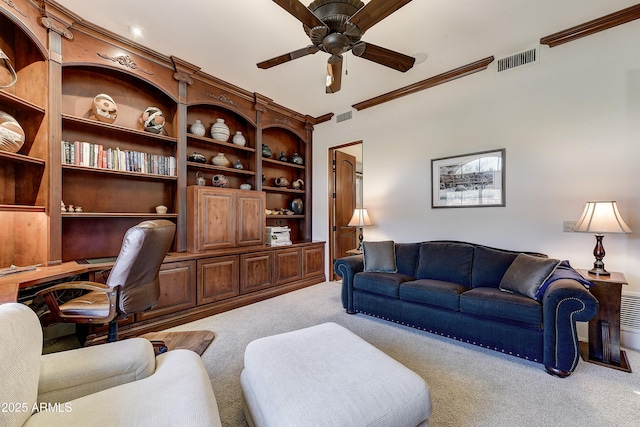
[37,219,176,342]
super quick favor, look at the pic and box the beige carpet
[164,281,640,427]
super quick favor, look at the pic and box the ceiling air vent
[336,110,353,123]
[496,47,539,73]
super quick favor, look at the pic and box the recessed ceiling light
[129,25,143,37]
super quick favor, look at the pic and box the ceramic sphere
[141,106,165,134]
[92,93,118,124]
[0,110,25,153]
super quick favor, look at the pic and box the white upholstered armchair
[0,302,221,427]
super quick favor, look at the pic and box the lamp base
[588,266,611,277]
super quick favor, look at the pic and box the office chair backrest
[106,220,176,317]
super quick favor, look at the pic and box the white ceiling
[54,0,637,118]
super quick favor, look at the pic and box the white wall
[312,23,640,348]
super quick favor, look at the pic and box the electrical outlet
[563,221,576,232]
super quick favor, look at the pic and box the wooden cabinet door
[240,251,273,294]
[274,248,302,286]
[303,245,325,279]
[236,192,266,246]
[188,187,235,251]
[197,256,239,305]
[137,260,197,321]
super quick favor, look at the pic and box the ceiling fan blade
[272,0,328,30]
[326,55,343,94]
[257,45,320,69]
[347,0,413,33]
[352,42,415,72]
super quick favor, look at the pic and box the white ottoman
[240,322,431,427]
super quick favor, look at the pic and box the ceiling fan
[257,0,416,93]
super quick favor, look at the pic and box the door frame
[328,141,362,280]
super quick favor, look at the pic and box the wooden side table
[577,269,631,372]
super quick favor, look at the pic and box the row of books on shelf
[62,140,176,176]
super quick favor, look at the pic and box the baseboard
[622,329,640,352]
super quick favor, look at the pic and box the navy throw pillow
[416,242,474,287]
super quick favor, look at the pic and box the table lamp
[573,201,632,276]
[347,208,373,251]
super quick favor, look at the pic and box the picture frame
[431,149,505,208]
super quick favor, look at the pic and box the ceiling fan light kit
[259,0,416,93]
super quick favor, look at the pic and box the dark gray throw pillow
[363,241,397,273]
[499,253,561,299]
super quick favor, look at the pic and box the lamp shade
[573,201,632,234]
[347,208,373,227]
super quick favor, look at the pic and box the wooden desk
[0,261,114,304]
[577,269,631,373]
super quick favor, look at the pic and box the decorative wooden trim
[309,113,333,125]
[352,56,494,111]
[2,0,27,17]
[97,52,154,75]
[206,92,240,108]
[39,15,73,39]
[171,56,199,85]
[540,4,640,48]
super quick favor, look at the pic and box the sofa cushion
[354,272,414,298]
[363,241,397,273]
[395,243,420,277]
[400,279,469,311]
[472,246,519,288]
[499,254,561,300]
[460,287,543,325]
[416,242,474,287]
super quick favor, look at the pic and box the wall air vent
[336,110,353,123]
[621,292,640,333]
[496,47,539,73]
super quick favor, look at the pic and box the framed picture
[431,149,505,208]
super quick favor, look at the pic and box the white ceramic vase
[212,152,230,167]
[210,118,230,142]
[190,119,205,136]
[232,131,246,146]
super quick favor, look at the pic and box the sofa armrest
[38,337,156,404]
[542,279,598,374]
[334,255,364,313]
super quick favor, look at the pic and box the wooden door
[274,248,302,286]
[187,187,235,252]
[236,191,266,246]
[137,260,196,320]
[332,150,357,279]
[197,256,239,305]
[240,252,273,294]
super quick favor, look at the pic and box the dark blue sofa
[334,241,599,377]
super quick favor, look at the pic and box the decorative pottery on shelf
[91,93,118,124]
[195,171,206,186]
[274,177,289,187]
[190,119,205,136]
[232,131,246,146]
[211,152,230,167]
[187,152,207,163]
[141,106,165,134]
[290,152,304,165]
[262,143,272,158]
[210,118,230,141]
[211,174,229,188]
[233,159,244,170]
[290,198,303,215]
[291,178,304,190]
[0,48,17,88]
[0,110,25,153]
[155,205,168,214]
[279,151,288,162]
[240,183,252,190]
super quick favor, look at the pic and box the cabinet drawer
[137,260,196,321]
[274,248,302,286]
[198,256,239,305]
[240,252,273,294]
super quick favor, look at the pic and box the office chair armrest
[38,337,156,404]
[36,281,119,324]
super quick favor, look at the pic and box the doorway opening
[328,141,363,281]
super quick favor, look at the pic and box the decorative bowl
[0,110,25,153]
[187,152,207,163]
